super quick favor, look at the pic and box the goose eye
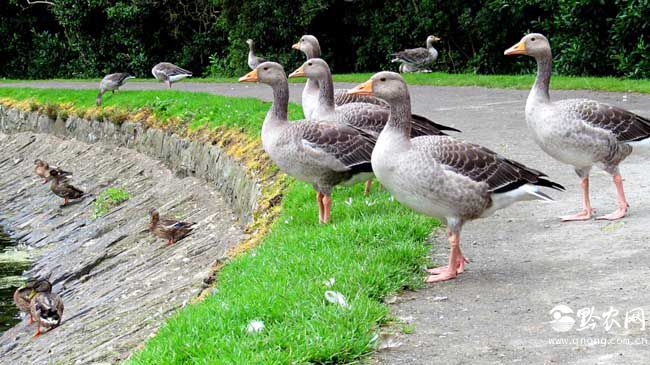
[531,37,536,42]
[308,62,312,66]
[263,67,268,71]
[380,77,386,82]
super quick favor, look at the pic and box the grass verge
[0,88,439,363]
[92,187,130,219]
[2,72,650,93]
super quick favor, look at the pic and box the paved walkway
[2,81,650,364]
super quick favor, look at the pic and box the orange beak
[348,79,373,96]
[504,41,526,56]
[292,42,301,50]
[238,69,259,82]
[288,65,305,78]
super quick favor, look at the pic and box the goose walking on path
[151,62,192,88]
[96,73,133,106]
[239,62,376,224]
[391,35,440,72]
[291,35,388,119]
[348,72,564,282]
[246,39,267,70]
[505,33,650,221]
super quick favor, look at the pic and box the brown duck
[49,168,85,205]
[149,208,196,245]
[29,279,64,337]
[13,279,52,324]
[34,159,71,184]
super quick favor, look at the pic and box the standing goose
[505,33,650,221]
[151,62,192,88]
[391,35,440,72]
[96,72,134,106]
[239,62,376,223]
[348,72,564,282]
[29,279,64,337]
[291,35,388,119]
[246,39,267,70]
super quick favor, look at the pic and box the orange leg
[364,179,373,195]
[316,192,325,223]
[596,174,629,220]
[28,314,34,325]
[63,197,69,206]
[322,194,332,224]
[561,177,593,221]
[166,80,172,89]
[167,238,174,245]
[426,231,462,283]
[32,324,42,338]
[426,229,469,275]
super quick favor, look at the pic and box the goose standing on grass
[291,35,388,119]
[239,62,376,224]
[29,279,64,337]
[348,72,564,282]
[505,33,650,221]
[288,58,461,194]
[151,62,192,88]
[246,39,267,70]
[391,35,440,72]
[96,72,134,106]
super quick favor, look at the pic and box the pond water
[0,228,30,334]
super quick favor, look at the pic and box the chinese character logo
[549,305,575,332]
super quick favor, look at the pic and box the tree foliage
[0,0,648,79]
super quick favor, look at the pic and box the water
[0,229,30,334]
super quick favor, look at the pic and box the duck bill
[348,80,374,96]
[238,69,259,83]
[28,289,36,299]
[291,42,301,50]
[504,41,526,56]
[288,65,305,78]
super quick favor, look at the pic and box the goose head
[292,35,321,58]
[288,58,330,82]
[504,33,551,59]
[239,62,286,86]
[348,71,408,104]
[426,35,441,47]
[246,39,254,47]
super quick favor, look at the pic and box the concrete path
[2,81,650,364]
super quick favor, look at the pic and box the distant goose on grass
[96,72,134,106]
[151,62,192,88]
[391,35,440,72]
[505,33,650,221]
[291,34,388,119]
[348,72,564,283]
[239,62,376,224]
[246,39,267,70]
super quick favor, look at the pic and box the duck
[149,208,196,245]
[13,279,52,324]
[348,72,564,282]
[391,35,440,72]
[49,168,85,206]
[288,58,461,194]
[239,62,376,223]
[505,33,650,221]
[34,159,71,184]
[96,72,134,106]
[246,39,267,70]
[291,35,388,119]
[29,279,64,337]
[151,62,192,88]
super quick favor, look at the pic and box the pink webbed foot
[560,209,593,222]
[425,269,457,283]
[426,256,469,275]
[596,206,628,221]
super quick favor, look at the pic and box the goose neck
[532,54,552,102]
[385,96,412,137]
[315,72,335,115]
[268,79,289,123]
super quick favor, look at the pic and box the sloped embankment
[0,105,283,363]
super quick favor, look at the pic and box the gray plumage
[391,35,440,71]
[246,39,267,70]
[96,72,133,106]
[151,62,192,88]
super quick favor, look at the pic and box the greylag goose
[291,35,387,119]
[505,33,650,221]
[96,72,133,106]
[151,62,192,88]
[348,72,564,282]
[246,39,267,70]
[239,62,375,223]
[399,63,420,74]
[288,58,460,194]
[391,35,440,72]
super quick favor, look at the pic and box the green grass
[2,71,650,93]
[92,187,130,219]
[0,88,303,135]
[129,182,436,364]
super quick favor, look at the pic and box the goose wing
[334,89,389,108]
[423,137,564,193]
[391,47,430,65]
[298,121,375,171]
[568,100,650,142]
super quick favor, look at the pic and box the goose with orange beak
[348,72,564,283]
[505,33,650,221]
[239,62,376,224]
